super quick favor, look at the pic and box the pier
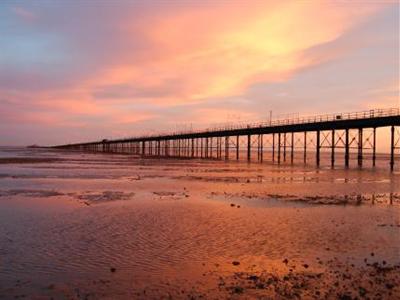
[54,108,400,170]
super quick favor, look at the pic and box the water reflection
[0,147,399,299]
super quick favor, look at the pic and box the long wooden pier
[53,108,400,170]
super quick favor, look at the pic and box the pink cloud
[81,1,386,106]
[12,6,37,22]
[0,1,397,145]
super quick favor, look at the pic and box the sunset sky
[0,1,399,146]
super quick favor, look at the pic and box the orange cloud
[1,1,395,146]
[11,1,385,130]
[86,1,383,104]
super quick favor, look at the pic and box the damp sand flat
[0,147,399,299]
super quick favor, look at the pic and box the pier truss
[54,108,400,170]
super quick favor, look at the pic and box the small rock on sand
[232,286,244,294]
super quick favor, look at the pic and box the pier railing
[118,108,400,142]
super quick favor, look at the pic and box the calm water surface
[0,147,399,299]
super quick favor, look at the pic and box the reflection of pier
[53,108,400,170]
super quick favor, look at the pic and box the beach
[0,147,399,299]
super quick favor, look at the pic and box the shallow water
[0,147,399,299]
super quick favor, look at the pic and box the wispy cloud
[12,6,37,22]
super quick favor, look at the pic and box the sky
[0,0,399,146]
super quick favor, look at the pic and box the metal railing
[112,108,399,142]
[64,108,398,146]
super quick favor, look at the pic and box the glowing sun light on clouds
[95,1,384,104]
[0,0,396,145]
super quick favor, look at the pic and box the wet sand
[0,147,399,299]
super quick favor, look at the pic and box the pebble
[248,275,259,281]
[233,286,244,294]
[232,261,240,266]
[359,287,367,297]
[385,283,394,289]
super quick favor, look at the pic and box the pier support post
[331,130,335,168]
[236,136,240,160]
[206,138,209,158]
[345,129,349,168]
[372,128,376,167]
[260,134,263,162]
[316,130,320,167]
[217,138,219,158]
[304,132,307,164]
[185,139,187,157]
[210,138,213,158]
[247,134,251,162]
[358,128,363,167]
[278,133,281,164]
[185,139,188,157]
[203,138,205,158]
[225,136,229,160]
[218,137,222,159]
[283,133,287,162]
[216,138,219,159]
[290,132,294,164]
[390,125,395,171]
[272,133,275,162]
